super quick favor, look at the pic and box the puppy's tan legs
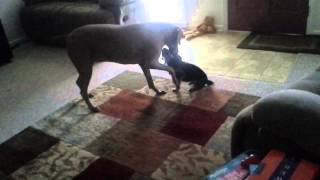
[139,64,166,95]
[150,61,180,91]
[76,66,99,113]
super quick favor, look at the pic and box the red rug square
[161,105,228,145]
[100,89,178,124]
[74,158,135,180]
[100,89,154,120]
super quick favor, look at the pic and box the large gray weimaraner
[67,23,183,112]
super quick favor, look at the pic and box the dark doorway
[228,0,309,34]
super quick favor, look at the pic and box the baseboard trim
[216,25,225,32]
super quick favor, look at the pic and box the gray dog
[67,23,183,112]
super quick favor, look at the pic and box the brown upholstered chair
[20,0,131,45]
[231,67,320,163]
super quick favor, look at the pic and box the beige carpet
[184,33,297,83]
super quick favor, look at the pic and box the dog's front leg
[172,78,181,93]
[150,61,180,92]
[139,64,166,95]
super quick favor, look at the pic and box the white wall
[190,0,228,31]
[0,0,25,46]
[130,0,224,29]
[131,0,198,27]
[307,0,320,35]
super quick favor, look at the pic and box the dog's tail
[206,80,214,86]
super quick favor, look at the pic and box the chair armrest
[252,89,320,154]
[98,0,128,8]
[22,0,50,6]
[98,0,135,24]
[231,105,260,157]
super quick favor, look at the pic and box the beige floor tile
[260,53,297,83]
[198,57,239,76]
[227,58,270,80]
[182,33,297,83]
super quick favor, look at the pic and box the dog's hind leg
[88,93,94,98]
[76,65,99,112]
[189,82,205,92]
[67,37,97,112]
[139,64,166,95]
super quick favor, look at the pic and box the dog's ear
[175,27,183,45]
[168,27,183,54]
[162,48,169,56]
[161,48,169,62]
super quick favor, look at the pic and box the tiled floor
[0,32,320,143]
[182,32,298,83]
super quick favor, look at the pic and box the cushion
[22,0,56,6]
[23,0,98,6]
[99,0,124,8]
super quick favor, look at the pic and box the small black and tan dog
[162,48,214,92]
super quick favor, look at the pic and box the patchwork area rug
[0,71,259,180]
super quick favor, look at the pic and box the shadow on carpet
[238,33,320,54]
[0,71,259,179]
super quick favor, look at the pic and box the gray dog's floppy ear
[175,27,183,45]
[168,27,183,54]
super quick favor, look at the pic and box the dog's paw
[90,106,100,113]
[156,91,166,96]
[189,86,203,93]
[172,88,180,93]
[188,88,194,93]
